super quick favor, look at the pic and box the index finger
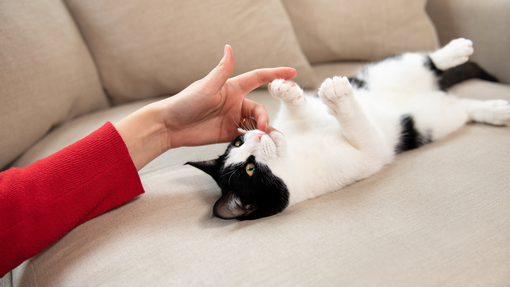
[232,67,297,94]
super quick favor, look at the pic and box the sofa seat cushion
[12,68,510,286]
[0,0,109,169]
[64,0,318,104]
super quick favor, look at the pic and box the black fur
[348,76,367,89]
[424,56,444,77]
[395,115,431,153]
[425,57,499,91]
[385,54,404,61]
[186,135,289,220]
[439,62,499,90]
[348,55,404,90]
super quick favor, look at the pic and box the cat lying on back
[188,38,509,220]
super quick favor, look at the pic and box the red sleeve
[0,122,145,276]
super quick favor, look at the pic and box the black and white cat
[188,38,509,220]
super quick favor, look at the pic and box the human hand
[115,45,296,170]
[158,45,296,149]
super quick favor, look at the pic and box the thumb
[202,45,235,92]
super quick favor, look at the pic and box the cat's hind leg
[352,38,475,94]
[406,94,509,145]
[461,99,510,126]
[429,38,473,71]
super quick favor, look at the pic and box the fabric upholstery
[12,99,161,169]
[426,0,510,84]
[64,0,319,104]
[0,272,11,287]
[282,0,439,63]
[12,73,510,286]
[0,0,109,169]
[312,62,367,82]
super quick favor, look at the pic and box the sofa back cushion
[427,0,510,85]
[0,0,109,169]
[282,0,439,63]
[65,0,319,105]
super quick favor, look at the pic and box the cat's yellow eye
[246,163,255,176]
[234,140,243,147]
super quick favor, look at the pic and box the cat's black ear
[213,191,258,220]
[185,159,220,181]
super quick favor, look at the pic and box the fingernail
[224,44,231,59]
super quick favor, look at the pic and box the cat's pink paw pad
[269,79,304,105]
[318,76,354,115]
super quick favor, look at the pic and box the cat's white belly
[269,95,397,206]
[270,129,391,206]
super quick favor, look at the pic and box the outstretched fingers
[233,67,297,94]
[202,45,235,92]
[233,68,297,131]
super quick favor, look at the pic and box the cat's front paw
[318,76,354,116]
[269,79,304,105]
[430,38,473,70]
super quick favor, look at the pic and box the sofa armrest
[426,0,510,84]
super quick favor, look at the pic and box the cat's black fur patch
[348,76,367,89]
[425,57,499,91]
[395,115,431,153]
[186,135,289,220]
[425,56,444,77]
[384,54,403,61]
[439,62,499,91]
[219,156,289,220]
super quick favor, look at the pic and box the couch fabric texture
[2,0,510,286]
[0,0,109,169]
[282,0,439,63]
[65,0,319,104]
[426,0,510,84]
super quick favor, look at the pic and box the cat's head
[186,129,289,220]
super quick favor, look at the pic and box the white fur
[228,193,243,211]
[429,38,473,70]
[228,39,510,207]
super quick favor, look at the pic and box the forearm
[114,102,170,170]
[0,123,144,276]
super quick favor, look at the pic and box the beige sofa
[2,0,509,286]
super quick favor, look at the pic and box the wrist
[114,103,169,171]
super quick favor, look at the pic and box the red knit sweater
[0,122,145,276]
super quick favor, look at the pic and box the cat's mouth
[254,131,282,147]
[256,133,274,142]
[258,130,287,159]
